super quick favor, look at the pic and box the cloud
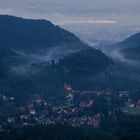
[58,20,117,25]
[0,8,15,14]
[0,0,140,26]
[106,49,139,66]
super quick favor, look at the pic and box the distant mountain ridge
[112,32,140,49]
[109,32,140,61]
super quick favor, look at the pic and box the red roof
[64,85,73,91]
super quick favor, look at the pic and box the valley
[0,15,140,140]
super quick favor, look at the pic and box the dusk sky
[0,0,140,26]
[1,0,140,43]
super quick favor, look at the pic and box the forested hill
[0,15,118,102]
[0,15,139,103]
[0,15,87,51]
[110,32,140,61]
[118,33,140,49]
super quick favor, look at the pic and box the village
[0,85,140,132]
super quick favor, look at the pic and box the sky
[0,0,140,43]
[0,0,140,25]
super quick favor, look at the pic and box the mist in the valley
[102,48,140,68]
[10,45,80,74]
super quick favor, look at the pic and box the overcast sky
[0,0,140,26]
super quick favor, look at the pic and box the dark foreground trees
[1,124,140,140]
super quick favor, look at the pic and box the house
[29,110,36,115]
[7,117,15,123]
[125,99,135,108]
[10,97,15,101]
[20,106,26,111]
[35,99,42,104]
[28,104,34,109]
[3,96,8,101]
[79,101,94,108]
[20,114,28,120]
[136,100,140,109]
[22,123,29,126]
[66,93,74,102]
[88,114,101,128]
[43,102,48,106]
[64,84,73,92]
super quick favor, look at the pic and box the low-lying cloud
[104,49,140,67]
[58,20,117,25]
